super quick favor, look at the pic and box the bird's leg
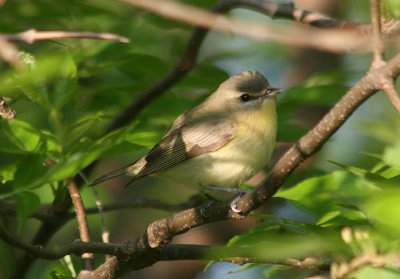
[201,185,250,195]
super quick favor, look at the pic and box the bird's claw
[230,193,245,214]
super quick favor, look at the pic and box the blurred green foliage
[1,1,400,279]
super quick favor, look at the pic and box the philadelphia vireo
[92,71,281,203]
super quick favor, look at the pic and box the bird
[91,71,281,210]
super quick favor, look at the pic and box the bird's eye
[240,94,251,102]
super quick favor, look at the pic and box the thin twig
[0,28,129,44]
[369,0,400,113]
[92,186,111,260]
[381,78,400,112]
[78,170,112,260]
[68,181,94,271]
[120,0,366,53]
[0,225,123,260]
[370,0,385,66]
[0,38,19,65]
[0,224,328,271]
[333,253,394,279]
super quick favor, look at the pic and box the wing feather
[130,119,236,179]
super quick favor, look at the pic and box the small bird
[91,71,281,207]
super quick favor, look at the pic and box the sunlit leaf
[0,119,41,153]
[365,189,400,235]
[383,141,400,169]
[386,0,400,18]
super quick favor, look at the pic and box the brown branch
[0,97,16,119]
[0,223,328,272]
[371,0,385,66]
[0,38,19,65]
[0,29,129,44]
[368,0,400,113]
[381,80,400,112]
[79,245,326,279]
[90,185,111,260]
[0,225,123,260]
[334,253,395,279]
[68,181,94,271]
[120,0,367,53]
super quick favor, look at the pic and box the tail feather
[89,164,131,186]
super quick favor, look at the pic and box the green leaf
[386,0,400,18]
[357,266,400,279]
[50,271,75,279]
[383,141,400,169]
[13,191,40,222]
[0,163,17,183]
[365,189,400,235]
[316,210,341,226]
[276,171,377,223]
[328,160,400,188]
[12,153,48,191]
[0,119,41,153]
[222,228,337,261]
[48,53,78,110]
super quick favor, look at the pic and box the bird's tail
[89,164,132,186]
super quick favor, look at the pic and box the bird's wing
[130,119,236,179]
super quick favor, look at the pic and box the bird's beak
[264,87,282,97]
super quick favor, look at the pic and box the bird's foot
[200,185,249,216]
[199,201,215,217]
[230,193,246,214]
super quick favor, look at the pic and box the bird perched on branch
[91,71,281,212]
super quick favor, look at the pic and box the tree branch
[68,181,94,271]
[0,225,123,260]
[0,29,129,44]
[368,0,400,113]
[371,0,385,66]
[334,252,396,279]
[381,80,400,112]
[0,223,327,272]
[120,0,367,53]
[0,38,20,65]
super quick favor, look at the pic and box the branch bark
[371,0,385,66]
[0,29,129,44]
[68,181,94,271]
[0,224,327,272]
[120,0,367,53]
